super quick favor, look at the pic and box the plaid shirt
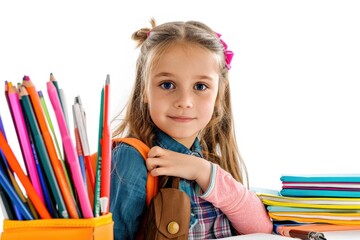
[181,179,235,239]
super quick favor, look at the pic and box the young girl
[110,19,273,239]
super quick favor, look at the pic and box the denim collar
[154,128,203,158]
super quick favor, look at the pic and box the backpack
[103,138,191,239]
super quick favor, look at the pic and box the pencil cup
[1,213,113,240]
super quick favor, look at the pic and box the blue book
[280,174,360,183]
[281,188,360,198]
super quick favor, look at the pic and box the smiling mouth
[169,116,195,122]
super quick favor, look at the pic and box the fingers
[146,146,164,173]
[147,146,164,158]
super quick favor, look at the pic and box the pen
[74,96,95,193]
[289,229,327,240]
[72,105,87,187]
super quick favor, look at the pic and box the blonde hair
[113,18,248,186]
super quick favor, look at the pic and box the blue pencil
[0,156,33,220]
[26,120,55,217]
[0,113,22,220]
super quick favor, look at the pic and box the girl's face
[145,43,219,148]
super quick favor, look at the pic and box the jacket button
[167,221,179,234]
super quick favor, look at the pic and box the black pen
[289,229,327,240]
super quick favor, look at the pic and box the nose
[174,90,193,109]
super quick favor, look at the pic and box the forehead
[149,42,221,75]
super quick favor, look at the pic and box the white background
[0,0,360,224]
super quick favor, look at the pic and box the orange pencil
[100,74,111,214]
[22,76,79,218]
[0,130,51,219]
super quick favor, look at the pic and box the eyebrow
[153,72,215,81]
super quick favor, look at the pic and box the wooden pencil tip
[50,73,56,81]
[105,74,110,84]
[19,85,29,96]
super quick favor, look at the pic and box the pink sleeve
[199,164,273,235]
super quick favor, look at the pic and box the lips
[168,116,195,122]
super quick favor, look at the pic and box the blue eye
[160,82,174,90]
[194,83,207,91]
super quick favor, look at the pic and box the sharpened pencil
[23,77,78,218]
[19,85,67,218]
[100,74,111,215]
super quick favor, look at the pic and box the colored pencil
[0,114,15,219]
[7,85,44,203]
[19,85,66,218]
[0,185,15,220]
[23,118,56,218]
[93,86,104,217]
[1,92,23,220]
[0,130,51,219]
[50,73,63,110]
[39,90,64,166]
[100,74,111,215]
[47,81,93,218]
[0,161,33,220]
[59,88,70,129]
[39,90,74,197]
[22,77,78,218]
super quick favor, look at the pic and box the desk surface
[0,231,359,239]
[219,231,360,239]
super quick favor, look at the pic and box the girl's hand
[146,146,211,191]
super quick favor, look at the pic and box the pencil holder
[1,213,113,240]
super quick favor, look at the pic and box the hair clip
[215,32,234,70]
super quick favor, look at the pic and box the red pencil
[100,74,111,214]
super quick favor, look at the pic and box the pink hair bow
[215,32,234,70]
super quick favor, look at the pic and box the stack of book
[256,174,360,237]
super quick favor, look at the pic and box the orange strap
[91,138,158,206]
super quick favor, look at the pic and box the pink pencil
[46,81,93,218]
[7,85,44,203]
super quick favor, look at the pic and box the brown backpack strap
[109,138,158,206]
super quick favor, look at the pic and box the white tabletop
[218,231,360,239]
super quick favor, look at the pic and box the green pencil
[19,86,69,218]
[93,86,104,217]
[38,90,74,197]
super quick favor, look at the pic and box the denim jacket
[110,129,233,240]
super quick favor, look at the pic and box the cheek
[147,98,164,118]
[200,97,217,121]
